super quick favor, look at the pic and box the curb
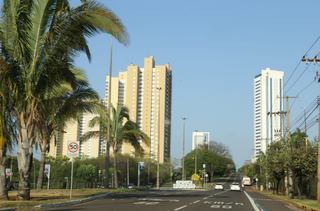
[0,209,16,211]
[250,187,320,211]
[34,192,116,209]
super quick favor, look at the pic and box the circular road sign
[6,171,11,177]
[44,168,49,175]
[205,174,208,177]
[139,166,145,172]
[68,142,79,154]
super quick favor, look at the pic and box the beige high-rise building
[104,56,172,163]
[48,112,102,158]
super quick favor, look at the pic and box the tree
[0,0,129,200]
[35,68,102,189]
[0,55,17,200]
[81,104,150,188]
[77,164,96,184]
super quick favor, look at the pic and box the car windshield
[216,183,222,185]
[232,183,239,185]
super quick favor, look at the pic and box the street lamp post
[194,130,198,175]
[182,118,187,180]
[156,87,162,189]
[33,160,35,189]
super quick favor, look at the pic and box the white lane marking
[193,200,200,203]
[174,205,187,210]
[244,191,260,211]
[203,197,208,199]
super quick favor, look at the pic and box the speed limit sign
[67,141,79,158]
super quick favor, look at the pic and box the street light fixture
[182,118,187,180]
[156,87,162,189]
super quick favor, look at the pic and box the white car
[128,183,135,188]
[230,182,241,191]
[214,183,224,190]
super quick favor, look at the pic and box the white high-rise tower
[253,68,284,162]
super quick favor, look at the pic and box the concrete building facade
[104,56,172,163]
[253,68,284,162]
[192,131,210,150]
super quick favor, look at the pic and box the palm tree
[0,0,129,200]
[81,104,150,188]
[0,55,18,200]
[35,68,103,189]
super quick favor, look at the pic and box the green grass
[260,190,320,210]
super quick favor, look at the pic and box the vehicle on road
[120,184,127,188]
[214,183,224,190]
[128,183,135,188]
[147,183,154,188]
[230,182,241,191]
[242,176,251,186]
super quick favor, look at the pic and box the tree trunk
[0,149,9,200]
[293,175,302,200]
[37,149,46,189]
[113,149,118,188]
[16,125,34,200]
[276,179,280,195]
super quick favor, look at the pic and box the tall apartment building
[192,131,210,150]
[104,56,172,163]
[48,112,102,158]
[253,68,284,162]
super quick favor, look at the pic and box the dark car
[108,183,114,188]
[120,184,127,188]
[147,183,154,188]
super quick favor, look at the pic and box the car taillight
[230,185,232,187]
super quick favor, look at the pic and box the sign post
[138,162,145,187]
[44,165,50,189]
[67,141,79,199]
[6,169,11,178]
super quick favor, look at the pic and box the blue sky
[33,0,320,168]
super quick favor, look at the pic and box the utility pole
[194,130,198,175]
[257,137,270,190]
[182,118,187,180]
[278,95,298,198]
[302,57,320,204]
[277,96,298,138]
[300,107,308,147]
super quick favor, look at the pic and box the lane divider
[244,191,266,211]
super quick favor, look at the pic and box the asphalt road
[48,173,302,211]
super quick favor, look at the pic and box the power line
[285,63,311,95]
[285,36,320,87]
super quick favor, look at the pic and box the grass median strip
[0,188,138,211]
[259,190,320,210]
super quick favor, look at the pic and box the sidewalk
[246,185,320,211]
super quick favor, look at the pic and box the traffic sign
[205,174,208,177]
[67,141,80,158]
[6,169,11,177]
[139,162,145,172]
[44,164,50,177]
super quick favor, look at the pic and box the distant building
[48,112,102,158]
[192,131,210,150]
[104,56,172,163]
[49,56,172,162]
[253,68,284,162]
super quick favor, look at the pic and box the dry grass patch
[1,188,136,211]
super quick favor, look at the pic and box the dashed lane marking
[174,205,187,210]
